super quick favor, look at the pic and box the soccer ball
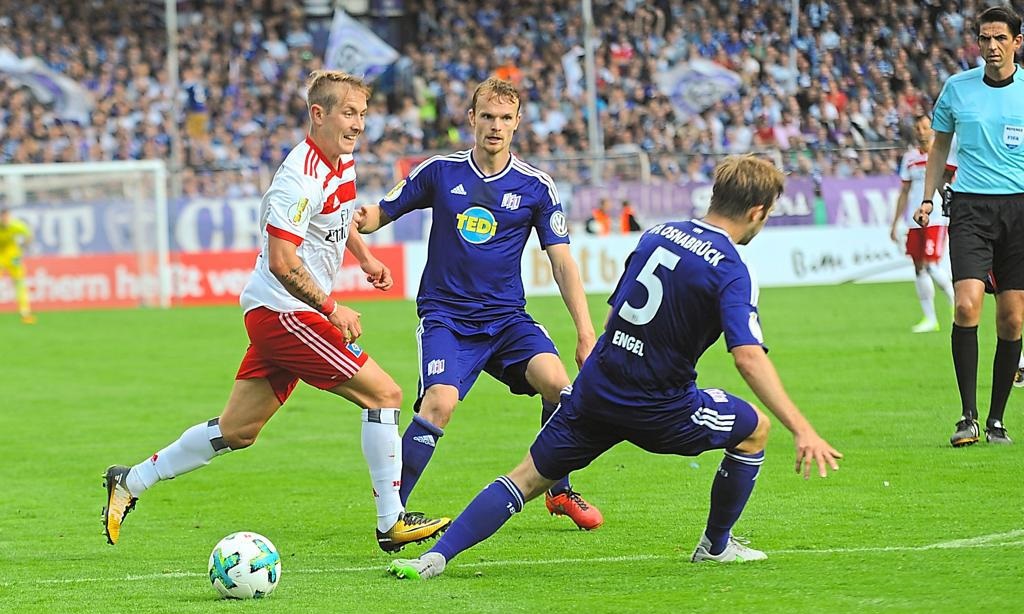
[208,532,282,599]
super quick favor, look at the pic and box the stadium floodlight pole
[582,0,603,184]
[165,0,183,198]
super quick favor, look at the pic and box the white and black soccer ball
[208,532,281,599]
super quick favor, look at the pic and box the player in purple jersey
[386,155,843,580]
[356,78,603,530]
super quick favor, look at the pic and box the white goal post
[0,160,172,308]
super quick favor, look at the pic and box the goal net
[0,160,171,310]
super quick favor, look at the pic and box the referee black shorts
[948,192,1024,291]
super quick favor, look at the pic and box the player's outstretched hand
[361,257,393,291]
[793,431,842,479]
[912,201,932,227]
[329,305,362,342]
[353,206,370,232]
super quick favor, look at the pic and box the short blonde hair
[708,155,785,218]
[306,70,372,114]
[470,78,521,114]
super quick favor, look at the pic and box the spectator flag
[0,47,94,124]
[324,9,399,82]
[656,59,741,118]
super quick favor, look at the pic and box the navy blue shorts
[530,387,760,480]
[415,314,559,403]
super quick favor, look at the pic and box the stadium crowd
[0,0,1005,194]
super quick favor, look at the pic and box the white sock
[1019,353,1024,369]
[927,265,955,306]
[361,408,404,532]
[126,418,231,496]
[915,270,936,321]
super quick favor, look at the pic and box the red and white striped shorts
[236,306,370,404]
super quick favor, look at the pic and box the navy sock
[951,324,979,420]
[429,476,524,562]
[399,415,444,506]
[541,399,572,495]
[705,449,764,555]
[988,337,1022,426]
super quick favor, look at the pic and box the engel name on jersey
[577,219,765,417]
[240,138,357,314]
[898,140,958,227]
[379,149,569,323]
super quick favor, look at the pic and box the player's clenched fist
[329,305,362,341]
[913,200,933,227]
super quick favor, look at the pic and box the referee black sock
[988,337,1022,427]
[951,324,979,420]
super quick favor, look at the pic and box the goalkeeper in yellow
[0,207,35,324]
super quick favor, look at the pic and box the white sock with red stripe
[361,408,404,532]
[126,418,231,496]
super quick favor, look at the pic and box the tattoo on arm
[279,263,328,309]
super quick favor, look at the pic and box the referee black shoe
[985,421,1013,445]
[950,417,980,447]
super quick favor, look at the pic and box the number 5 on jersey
[619,246,681,326]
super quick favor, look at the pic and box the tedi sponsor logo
[456,206,498,244]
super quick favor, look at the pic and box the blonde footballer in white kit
[102,70,450,552]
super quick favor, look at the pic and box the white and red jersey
[240,137,357,314]
[899,138,959,227]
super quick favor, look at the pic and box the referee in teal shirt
[915,5,1024,447]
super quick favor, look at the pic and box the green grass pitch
[1,283,1022,612]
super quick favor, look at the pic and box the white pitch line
[924,529,1024,549]
[772,529,1024,554]
[8,531,1023,587]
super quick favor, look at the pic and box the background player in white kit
[891,114,957,333]
[102,70,450,552]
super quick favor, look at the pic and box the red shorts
[905,226,947,262]
[236,307,370,404]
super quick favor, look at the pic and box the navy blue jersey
[380,150,569,325]
[579,219,765,415]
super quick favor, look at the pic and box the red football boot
[544,489,603,530]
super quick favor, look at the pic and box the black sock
[988,337,1022,427]
[951,324,979,420]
